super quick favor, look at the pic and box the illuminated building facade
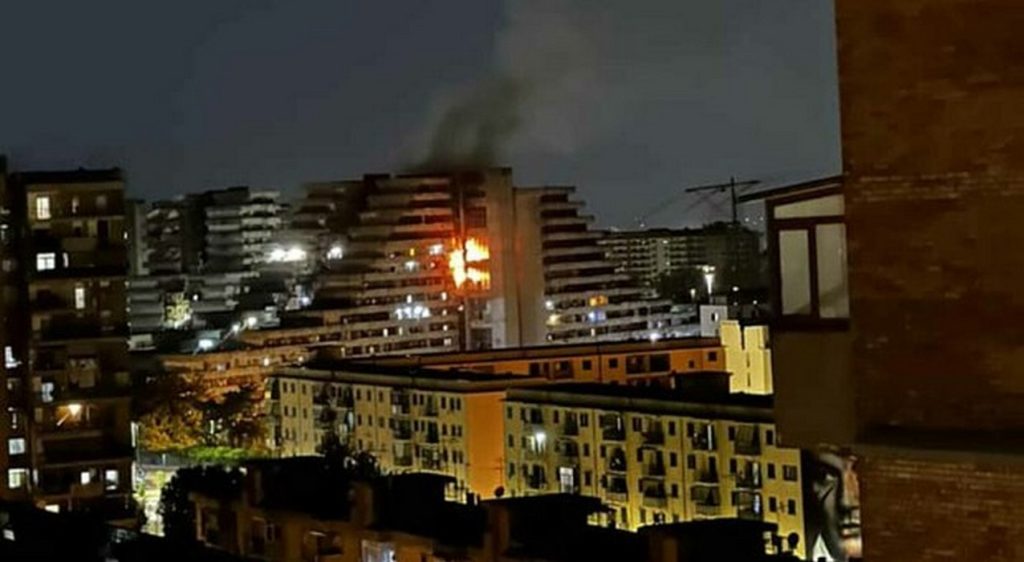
[503,381,804,544]
[267,365,547,501]
[0,159,134,523]
[262,168,679,359]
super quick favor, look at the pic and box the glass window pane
[816,224,850,318]
[779,230,812,315]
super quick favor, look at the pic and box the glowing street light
[702,265,716,297]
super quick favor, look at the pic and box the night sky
[0,0,839,228]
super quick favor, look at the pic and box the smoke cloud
[415,0,596,170]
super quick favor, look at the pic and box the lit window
[74,285,87,310]
[80,470,93,485]
[35,196,51,220]
[7,469,27,489]
[7,438,25,455]
[35,253,56,272]
[96,194,107,210]
[104,469,119,491]
[4,346,19,369]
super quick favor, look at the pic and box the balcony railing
[642,430,665,446]
[737,507,763,521]
[394,455,413,467]
[642,491,668,508]
[734,441,761,456]
[694,469,720,484]
[644,462,666,478]
[690,433,716,451]
[602,427,625,441]
[563,420,580,436]
[735,472,762,490]
[695,503,721,516]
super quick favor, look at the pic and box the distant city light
[702,265,716,296]
[268,246,307,263]
[429,243,444,256]
[326,244,344,260]
[244,316,259,328]
[544,300,555,311]
[649,331,662,343]
[394,303,432,321]
[198,338,216,351]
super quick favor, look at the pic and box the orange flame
[449,237,491,289]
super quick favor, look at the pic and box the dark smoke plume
[419,77,529,171]
[413,0,593,172]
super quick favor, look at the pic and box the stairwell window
[35,196,51,220]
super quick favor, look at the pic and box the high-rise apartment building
[600,223,763,296]
[127,187,296,349]
[0,159,134,524]
[503,380,803,543]
[258,168,676,359]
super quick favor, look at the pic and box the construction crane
[634,177,760,228]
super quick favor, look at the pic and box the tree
[655,267,706,303]
[318,432,381,480]
[137,374,206,453]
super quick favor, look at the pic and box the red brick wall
[837,0,1024,431]
[835,2,1024,560]
[861,455,1024,561]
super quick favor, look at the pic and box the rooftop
[274,360,547,392]
[11,167,123,185]
[361,336,721,368]
[507,380,774,422]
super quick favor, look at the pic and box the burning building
[252,168,677,358]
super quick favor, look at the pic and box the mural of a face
[805,448,862,561]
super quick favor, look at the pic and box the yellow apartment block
[720,320,773,395]
[268,366,547,500]
[502,380,805,545]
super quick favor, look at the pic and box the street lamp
[702,265,716,298]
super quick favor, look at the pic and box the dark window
[582,359,593,370]
[729,459,737,474]
[609,358,619,369]
[668,421,676,436]
[708,351,718,362]
[584,471,592,486]
[507,407,513,419]
[767,464,776,479]
[669,452,678,467]
[649,353,670,371]
[583,444,590,456]
[529,363,541,376]
[769,497,778,512]
[686,455,696,469]
[783,465,799,481]
[671,484,679,498]
[766,429,775,445]
[553,411,560,424]
[581,414,589,427]
[632,418,642,431]
[787,499,797,515]
[728,427,736,440]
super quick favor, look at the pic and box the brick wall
[835,1,1024,560]
[838,0,1024,431]
[861,455,1024,561]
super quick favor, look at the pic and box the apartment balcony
[422,401,440,417]
[642,429,665,446]
[526,472,548,491]
[424,430,440,444]
[392,426,413,441]
[735,471,762,490]
[694,469,720,485]
[643,462,666,478]
[421,456,445,472]
[35,321,128,344]
[606,491,629,504]
[690,433,716,451]
[695,503,721,517]
[562,419,580,436]
[733,440,762,456]
[607,449,628,473]
[642,490,668,509]
[602,427,625,441]
[393,454,414,468]
[737,507,763,521]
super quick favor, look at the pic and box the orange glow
[449,237,491,289]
